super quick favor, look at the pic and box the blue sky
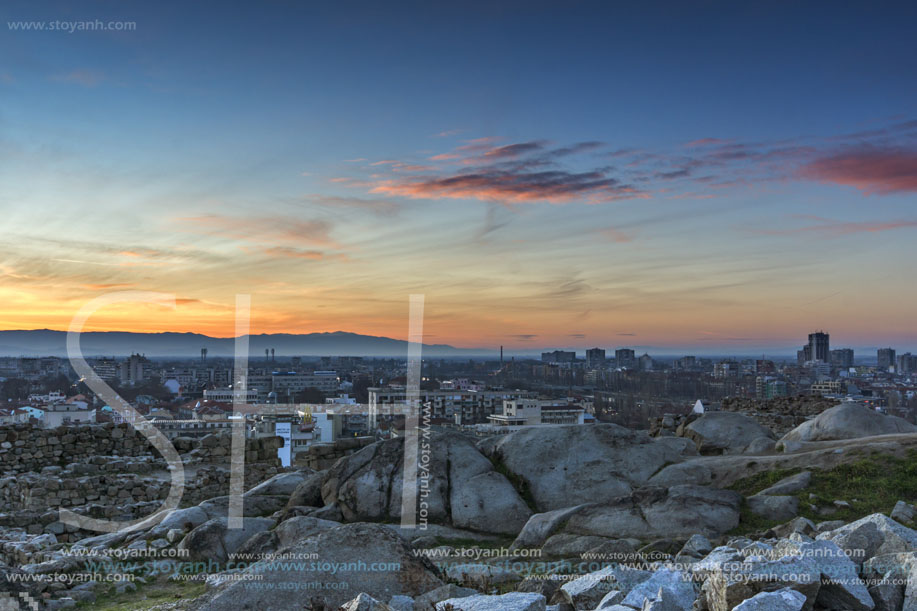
[1,0,916,353]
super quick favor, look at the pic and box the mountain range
[0,330,488,358]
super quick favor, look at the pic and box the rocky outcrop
[478,424,695,512]
[512,485,741,547]
[781,403,917,443]
[321,432,532,535]
[683,412,775,455]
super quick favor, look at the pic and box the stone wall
[0,423,155,475]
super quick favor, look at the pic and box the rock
[620,568,695,610]
[683,413,775,455]
[285,471,325,508]
[321,433,530,534]
[150,506,210,537]
[389,595,415,611]
[341,593,396,610]
[695,538,872,611]
[747,495,799,522]
[731,587,806,611]
[177,516,274,565]
[197,494,286,519]
[435,592,545,611]
[769,517,816,539]
[479,424,693,511]
[511,505,591,551]
[816,513,917,562]
[891,501,916,525]
[443,563,522,588]
[414,585,478,611]
[244,471,307,497]
[541,534,634,559]
[868,577,904,611]
[742,437,775,455]
[755,471,812,496]
[678,534,713,559]
[780,403,917,442]
[647,462,714,488]
[273,515,339,547]
[528,486,740,544]
[198,523,443,609]
[559,564,651,609]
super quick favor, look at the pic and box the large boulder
[199,523,443,609]
[780,403,917,443]
[479,424,694,512]
[512,486,741,547]
[177,516,275,565]
[683,412,775,455]
[816,513,917,563]
[321,433,531,534]
[693,538,872,611]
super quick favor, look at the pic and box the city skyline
[2,1,917,349]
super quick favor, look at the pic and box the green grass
[78,578,206,610]
[727,450,917,535]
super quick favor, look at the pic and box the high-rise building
[585,348,606,368]
[808,331,830,363]
[878,348,897,371]
[829,348,854,369]
[897,353,917,375]
[615,348,636,367]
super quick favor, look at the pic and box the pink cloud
[800,147,917,194]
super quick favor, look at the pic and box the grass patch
[78,578,206,610]
[727,450,917,535]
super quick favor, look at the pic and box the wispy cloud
[51,69,104,87]
[371,168,644,204]
[179,214,339,247]
[750,215,917,237]
[799,146,917,194]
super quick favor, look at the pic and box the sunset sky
[1,1,916,352]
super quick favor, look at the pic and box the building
[202,388,260,403]
[810,380,843,396]
[367,387,535,426]
[120,354,146,385]
[808,331,830,363]
[830,348,854,369]
[897,353,917,375]
[585,348,606,368]
[486,399,585,430]
[638,353,654,371]
[41,404,96,428]
[541,350,576,364]
[270,371,340,397]
[878,348,897,371]
[615,348,636,368]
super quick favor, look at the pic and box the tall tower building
[878,348,896,371]
[808,331,830,363]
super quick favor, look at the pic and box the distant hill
[0,329,486,358]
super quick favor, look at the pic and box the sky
[1,0,916,353]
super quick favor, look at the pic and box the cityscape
[2,1,917,610]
